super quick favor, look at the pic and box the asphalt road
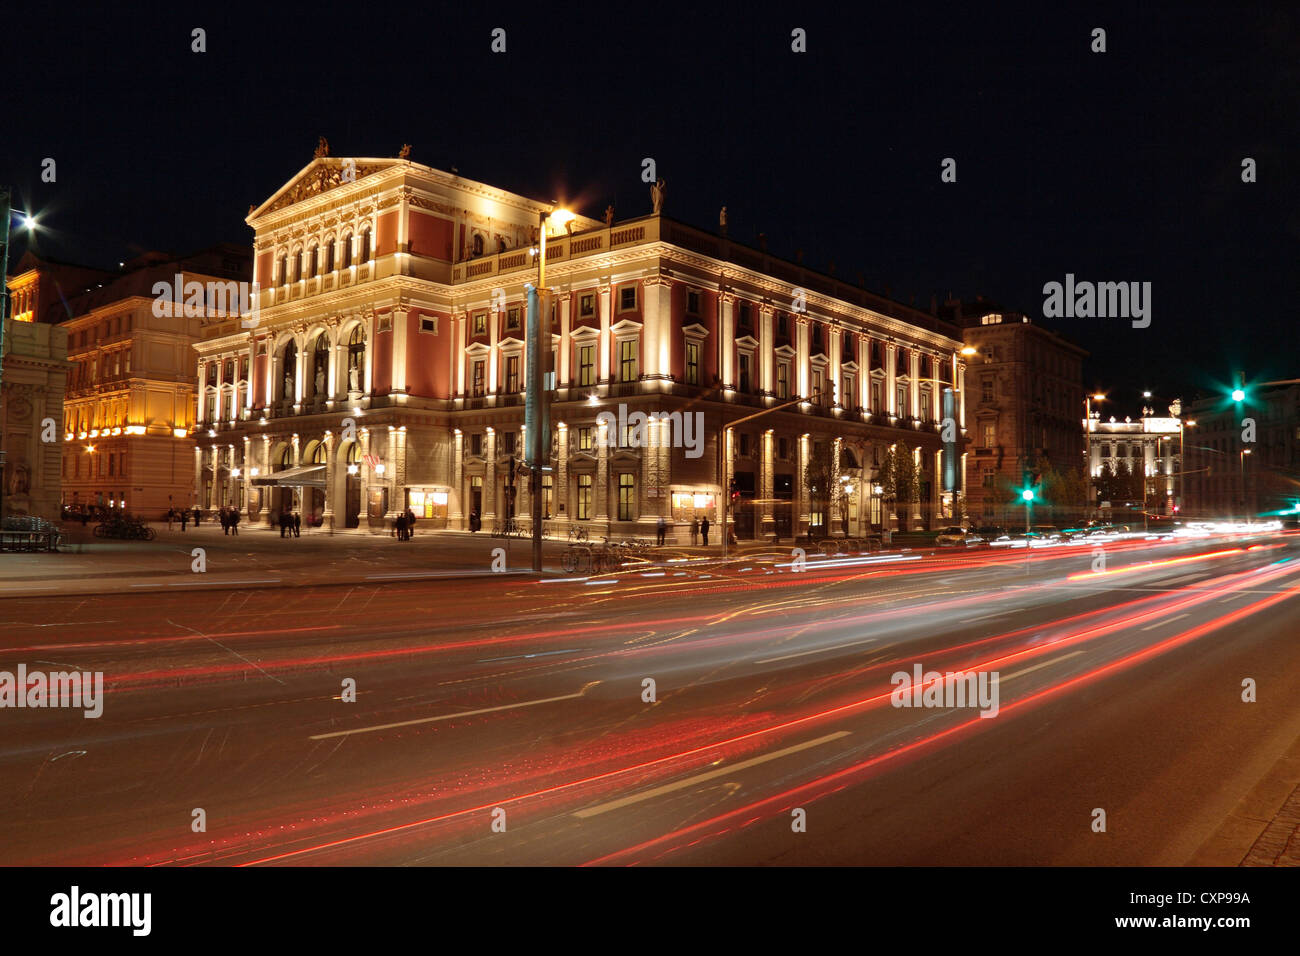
[2,529,1299,866]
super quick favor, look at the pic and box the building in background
[1183,383,1300,519]
[195,153,969,540]
[0,316,69,522]
[1085,407,1183,521]
[51,245,250,516]
[947,300,1087,527]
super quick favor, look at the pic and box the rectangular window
[506,307,520,330]
[843,375,856,408]
[813,369,826,405]
[871,380,882,412]
[578,427,594,452]
[505,355,520,393]
[686,342,699,386]
[618,473,634,521]
[982,424,996,448]
[737,302,752,330]
[470,433,483,457]
[920,391,931,421]
[777,363,789,400]
[579,293,595,317]
[619,286,637,311]
[578,475,593,520]
[687,290,700,315]
[777,313,788,337]
[619,339,637,382]
[419,316,438,334]
[779,437,789,460]
[981,379,994,403]
[473,312,487,336]
[738,353,751,393]
[472,361,485,397]
[578,345,595,386]
[896,385,908,416]
[501,431,517,455]
[739,433,751,457]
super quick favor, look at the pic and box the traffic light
[1021,488,1035,502]
[729,477,739,502]
[1231,370,1246,404]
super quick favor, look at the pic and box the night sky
[5,1,1296,416]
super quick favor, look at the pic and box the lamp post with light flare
[0,188,40,522]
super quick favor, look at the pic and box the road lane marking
[960,610,1009,624]
[1140,612,1190,631]
[1219,592,1250,603]
[1001,650,1085,683]
[757,639,877,664]
[573,731,851,818]
[308,682,598,740]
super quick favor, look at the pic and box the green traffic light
[1231,388,1245,402]
[1021,489,1034,502]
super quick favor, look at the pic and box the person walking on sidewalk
[656,515,667,546]
[700,516,710,546]
[279,510,288,538]
[193,507,201,527]
[230,509,240,535]
[167,508,175,532]
[293,512,301,538]
[180,509,188,532]
[690,517,699,546]
[405,508,416,539]
[395,513,407,541]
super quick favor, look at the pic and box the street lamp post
[525,207,573,571]
[1083,393,1106,521]
[0,188,39,524]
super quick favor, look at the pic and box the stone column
[193,445,202,510]
[558,293,572,386]
[761,429,774,537]
[760,306,774,393]
[596,420,610,525]
[598,285,612,383]
[797,433,810,536]
[451,430,465,528]
[556,424,570,534]
[483,429,497,524]
[886,344,898,417]
[323,431,336,531]
[720,294,735,387]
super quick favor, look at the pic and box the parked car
[936,526,984,547]
[974,525,1011,544]
[1031,525,1063,541]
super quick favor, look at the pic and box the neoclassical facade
[194,155,969,539]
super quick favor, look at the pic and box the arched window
[325,239,335,273]
[345,325,365,391]
[279,255,288,287]
[281,340,298,401]
[359,229,371,262]
[293,250,303,282]
[342,234,353,269]
[279,446,293,470]
[308,245,319,277]
[312,333,330,397]
[310,442,327,465]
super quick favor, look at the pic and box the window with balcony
[738,353,752,393]
[342,234,353,269]
[777,362,789,399]
[686,341,700,386]
[505,355,520,394]
[359,229,371,262]
[896,385,907,416]
[470,433,483,457]
[982,424,996,447]
[577,344,595,386]
[472,360,485,397]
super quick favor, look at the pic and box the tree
[879,445,918,528]
[804,442,834,538]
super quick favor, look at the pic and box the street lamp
[0,188,41,523]
[525,206,574,571]
[1084,393,1106,520]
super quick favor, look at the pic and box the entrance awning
[251,464,327,488]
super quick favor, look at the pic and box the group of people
[218,507,241,535]
[166,507,202,531]
[278,511,302,538]
[394,508,418,541]
[653,515,713,546]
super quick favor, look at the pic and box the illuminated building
[50,246,250,515]
[197,152,968,539]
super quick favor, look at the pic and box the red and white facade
[195,157,968,539]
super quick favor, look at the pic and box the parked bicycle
[93,513,156,541]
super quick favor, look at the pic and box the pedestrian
[193,507,201,527]
[470,509,479,532]
[690,516,699,546]
[293,512,301,538]
[657,515,667,546]
[396,513,407,541]
[700,516,710,546]
[230,509,240,536]
[279,510,288,538]
[167,508,175,531]
[180,509,188,532]
[405,508,416,539]
[221,509,230,535]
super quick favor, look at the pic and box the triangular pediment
[250,158,401,221]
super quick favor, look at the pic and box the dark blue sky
[5,0,1296,415]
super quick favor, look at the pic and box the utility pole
[0,187,13,524]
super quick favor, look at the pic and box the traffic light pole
[0,188,12,525]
